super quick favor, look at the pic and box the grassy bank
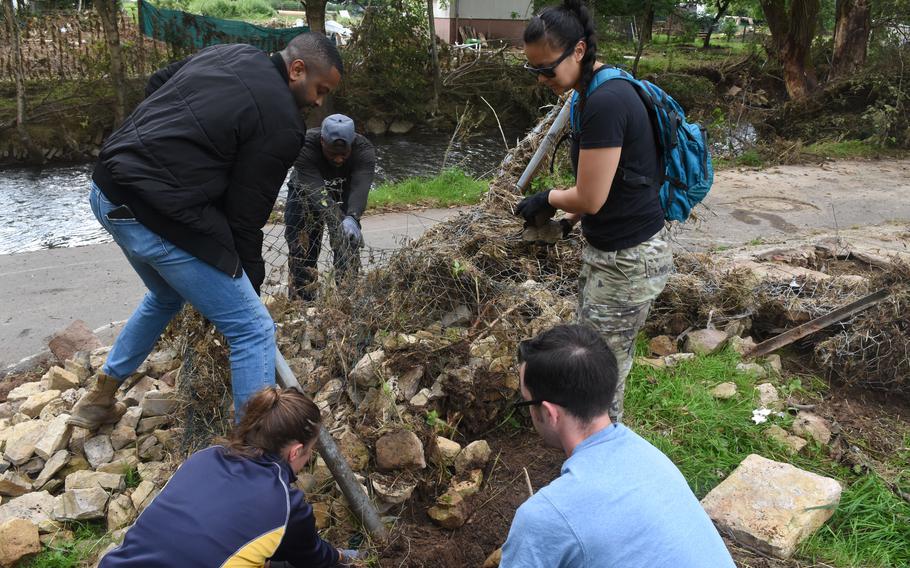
[625,344,910,568]
[367,169,489,210]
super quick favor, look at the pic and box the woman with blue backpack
[516,0,704,423]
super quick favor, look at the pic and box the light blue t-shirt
[500,424,734,568]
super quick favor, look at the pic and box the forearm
[548,186,604,216]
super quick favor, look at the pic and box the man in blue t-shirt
[501,325,734,568]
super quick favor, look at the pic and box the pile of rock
[0,345,181,566]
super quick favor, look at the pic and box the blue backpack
[568,66,713,222]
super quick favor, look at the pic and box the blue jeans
[90,182,276,415]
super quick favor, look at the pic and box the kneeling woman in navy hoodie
[100,386,354,567]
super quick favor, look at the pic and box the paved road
[2,159,909,370]
[0,208,462,370]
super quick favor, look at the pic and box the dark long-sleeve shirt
[99,446,339,568]
[291,128,376,220]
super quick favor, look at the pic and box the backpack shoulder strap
[570,65,625,132]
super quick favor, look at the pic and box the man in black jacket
[68,33,343,431]
[284,113,376,300]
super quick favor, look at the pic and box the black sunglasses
[512,399,545,415]
[523,41,580,78]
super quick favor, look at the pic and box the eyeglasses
[523,41,581,78]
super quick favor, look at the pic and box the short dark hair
[517,324,617,422]
[282,32,344,76]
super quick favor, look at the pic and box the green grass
[367,169,488,210]
[25,522,111,568]
[624,343,910,567]
[803,139,889,160]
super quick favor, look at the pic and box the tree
[95,0,128,125]
[702,0,733,49]
[2,0,41,159]
[760,0,821,100]
[830,0,871,79]
[425,0,440,114]
[300,0,327,35]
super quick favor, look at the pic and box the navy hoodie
[99,446,339,567]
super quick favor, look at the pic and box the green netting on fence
[138,0,309,52]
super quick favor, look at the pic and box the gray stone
[64,354,91,384]
[728,335,758,356]
[54,487,109,521]
[371,473,417,505]
[110,426,137,451]
[365,117,387,136]
[48,320,103,363]
[701,454,842,558]
[140,391,178,417]
[684,329,728,355]
[737,362,768,379]
[65,470,125,492]
[427,489,469,529]
[792,411,832,445]
[130,480,158,512]
[765,354,783,375]
[0,402,17,420]
[137,462,171,486]
[314,379,344,406]
[38,398,70,421]
[34,414,72,460]
[97,450,139,474]
[3,420,46,465]
[409,388,430,407]
[84,435,114,469]
[138,436,163,461]
[454,440,491,473]
[663,352,696,366]
[122,376,155,407]
[106,494,137,531]
[20,456,45,476]
[433,436,462,466]
[68,425,90,456]
[349,350,386,388]
[756,383,780,407]
[20,390,61,418]
[6,382,43,402]
[116,407,143,430]
[0,470,33,497]
[441,305,472,327]
[397,366,425,402]
[42,367,81,391]
[711,382,738,399]
[764,425,808,454]
[137,415,170,434]
[145,349,179,377]
[0,491,56,527]
[376,430,426,471]
[0,459,8,474]
[33,450,70,490]
[388,119,414,135]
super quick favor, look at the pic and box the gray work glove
[341,216,363,249]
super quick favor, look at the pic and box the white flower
[751,407,772,424]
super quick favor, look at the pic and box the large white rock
[6,382,43,402]
[455,440,491,473]
[64,470,125,492]
[122,376,156,407]
[130,480,159,513]
[42,367,81,391]
[0,491,57,527]
[375,430,426,471]
[684,329,728,355]
[701,454,842,559]
[116,406,142,430]
[34,414,72,460]
[3,420,46,465]
[792,411,832,445]
[106,494,137,531]
[54,487,109,521]
[139,391,178,417]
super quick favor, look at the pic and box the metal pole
[274,349,389,542]
[515,97,572,194]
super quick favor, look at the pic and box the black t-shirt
[571,71,665,252]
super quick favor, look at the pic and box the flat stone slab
[701,454,842,559]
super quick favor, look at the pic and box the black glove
[515,190,556,226]
[559,218,575,238]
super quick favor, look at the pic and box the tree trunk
[304,0,326,35]
[631,2,652,75]
[830,0,870,79]
[702,0,732,49]
[2,0,41,160]
[642,6,654,43]
[760,0,820,100]
[426,0,439,114]
[95,0,128,126]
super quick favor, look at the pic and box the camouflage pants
[577,230,673,423]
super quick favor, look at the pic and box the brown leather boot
[66,372,127,430]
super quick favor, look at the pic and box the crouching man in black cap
[284,113,376,301]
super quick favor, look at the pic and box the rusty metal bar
[746,289,889,360]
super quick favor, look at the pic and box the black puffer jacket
[93,44,305,293]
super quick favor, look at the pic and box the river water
[0,127,522,255]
